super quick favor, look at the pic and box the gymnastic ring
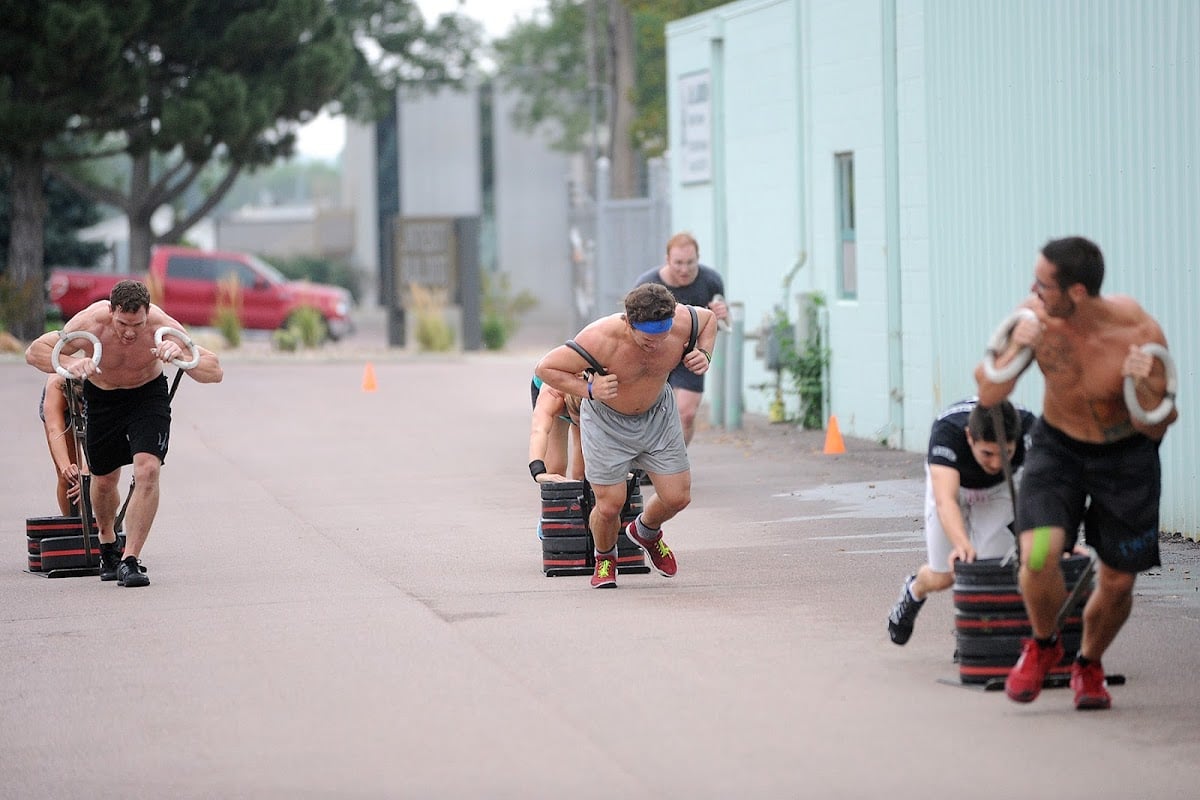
[981,308,1037,383]
[51,331,102,380]
[155,326,201,369]
[1124,343,1177,425]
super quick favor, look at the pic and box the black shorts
[83,375,171,476]
[1016,418,1161,573]
[667,362,704,394]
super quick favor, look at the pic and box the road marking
[809,532,922,541]
[842,547,926,554]
[808,529,924,555]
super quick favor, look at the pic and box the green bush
[776,293,830,430]
[479,271,536,350]
[481,314,508,350]
[409,283,455,352]
[212,306,242,348]
[272,328,299,352]
[415,315,455,351]
[287,306,327,348]
[44,308,64,333]
[211,274,243,348]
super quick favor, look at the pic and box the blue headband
[631,316,674,334]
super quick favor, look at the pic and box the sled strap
[685,305,698,355]
[565,340,607,376]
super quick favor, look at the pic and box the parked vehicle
[47,246,353,339]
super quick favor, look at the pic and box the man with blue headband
[534,283,718,588]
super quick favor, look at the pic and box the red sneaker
[624,521,677,577]
[1005,638,1063,703]
[1070,660,1112,710]
[591,555,617,589]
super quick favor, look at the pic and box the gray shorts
[580,384,689,485]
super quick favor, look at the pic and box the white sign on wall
[679,70,712,184]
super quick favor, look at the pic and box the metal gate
[567,157,671,331]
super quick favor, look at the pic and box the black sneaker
[887,575,924,645]
[99,541,122,582]
[117,556,149,588]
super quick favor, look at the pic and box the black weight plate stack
[540,481,592,576]
[25,516,97,574]
[954,554,1093,684]
[39,534,100,573]
[540,478,649,576]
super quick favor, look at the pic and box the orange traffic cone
[361,362,378,393]
[823,415,846,454]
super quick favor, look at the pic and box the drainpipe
[708,15,728,428]
[724,301,744,429]
[794,0,810,281]
[882,0,904,447]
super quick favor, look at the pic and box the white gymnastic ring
[155,326,200,369]
[981,308,1037,383]
[51,331,102,380]
[1124,343,1177,425]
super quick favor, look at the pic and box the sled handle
[51,331,102,380]
[1124,343,1177,425]
[981,308,1037,383]
[155,326,200,369]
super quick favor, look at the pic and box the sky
[295,0,545,161]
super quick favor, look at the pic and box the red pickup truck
[47,245,353,340]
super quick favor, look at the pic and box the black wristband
[529,459,547,481]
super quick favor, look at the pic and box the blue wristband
[587,380,594,400]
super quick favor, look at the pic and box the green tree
[0,162,108,335]
[1,1,482,339]
[492,1,593,154]
[0,165,108,270]
[626,1,728,156]
[48,0,356,275]
[492,0,725,198]
[0,0,146,338]
[331,0,483,120]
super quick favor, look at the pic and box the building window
[835,152,856,299]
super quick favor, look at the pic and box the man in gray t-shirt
[632,232,728,444]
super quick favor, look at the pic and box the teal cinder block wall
[668,0,1200,535]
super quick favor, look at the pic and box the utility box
[794,291,821,345]
[764,314,786,372]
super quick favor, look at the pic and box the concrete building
[214,206,354,260]
[343,82,574,338]
[667,0,1199,535]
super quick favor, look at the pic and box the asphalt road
[2,336,1198,799]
